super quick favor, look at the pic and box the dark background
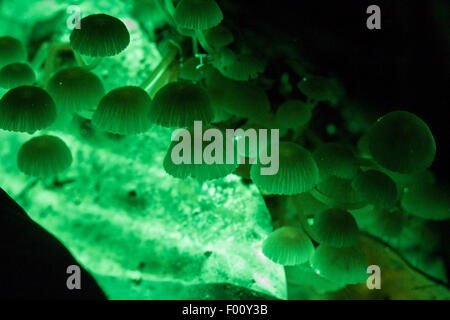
[219,0,449,183]
[218,0,450,281]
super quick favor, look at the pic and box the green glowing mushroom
[262,226,315,266]
[70,14,130,57]
[370,209,404,239]
[219,54,265,81]
[92,86,152,135]
[311,244,368,285]
[47,67,105,113]
[210,47,237,70]
[352,169,398,209]
[250,142,319,195]
[222,82,271,119]
[163,126,238,181]
[0,63,35,89]
[0,36,26,68]
[174,0,223,30]
[312,143,358,180]
[179,57,209,82]
[285,263,346,293]
[401,183,450,220]
[17,135,72,178]
[312,176,366,210]
[275,99,313,129]
[150,81,214,128]
[368,111,436,173]
[204,25,234,49]
[0,86,56,133]
[312,208,359,248]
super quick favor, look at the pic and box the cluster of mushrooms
[0,0,448,294]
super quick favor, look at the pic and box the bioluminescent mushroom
[47,67,105,113]
[179,57,209,82]
[92,86,152,135]
[0,36,26,68]
[312,209,359,248]
[352,169,398,209]
[370,209,404,239]
[401,183,450,221]
[150,81,214,128]
[0,63,36,89]
[174,0,223,31]
[368,111,436,174]
[312,143,358,180]
[210,47,237,70]
[17,135,72,178]
[312,176,366,210]
[275,100,313,129]
[250,142,319,195]
[311,244,368,285]
[204,25,234,49]
[70,14,130,57]
[0,85,56,133]
[262,226,315,266]
[222,82,271,119]
[285,263,346,294]
[219,54,265,81]
[163,126,238,181]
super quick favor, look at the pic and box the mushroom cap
[312,176,366,210]
[70,14,130,57]
[219,54,265,81]
[211,47,237,69]
[0,86,56,133]
[275,100,313,129]
[368,111,436,173]
[0,36,26,68]
[313,143,358,180]
[174,0,223,30]
[312,208,359,248]
[0,63,35,89]
[352,169,398,209]
[163,126,238,181]
[179,57,209,82]
[204,25,234,49]
[92,86,152,135]
[47,67,105,113]
[311,244,368,285]
[262,226,315,266]
[285,263,346,293]
[401,183,450,220]
[370,209,404,239]
[150,81,214,128]
[250,142,319,195]
[17,135,72,178]
[222,82,271,119]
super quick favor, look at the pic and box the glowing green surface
[0,0,286,300]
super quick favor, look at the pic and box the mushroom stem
[31,42,50,70]
[195,29,214,53]
[149,61,179,98]
[164,0,176,16]
[156,0,175,25]
[83,57,103,70]
[41,43,71,87]
[191,36,199,55]
[140,42,179,92]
